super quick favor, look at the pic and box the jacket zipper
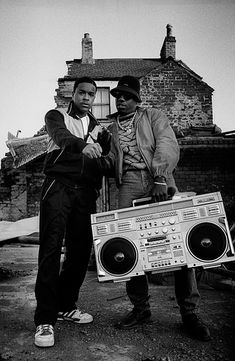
[42,179,56,200]
[135,113,153,176]
[53,149,64,164]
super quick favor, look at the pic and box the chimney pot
[166,24,173,37]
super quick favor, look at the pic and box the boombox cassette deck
[91,192,235,282]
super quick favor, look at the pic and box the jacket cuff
[154,175,166,182]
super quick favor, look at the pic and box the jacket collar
[67,101,97,122]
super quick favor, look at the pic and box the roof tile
[63,58,162,80]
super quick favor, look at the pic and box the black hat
[110,75,141,102]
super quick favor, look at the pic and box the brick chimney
[160,24,176,60]
[81,33,95,64]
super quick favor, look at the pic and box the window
[92,87,110,120]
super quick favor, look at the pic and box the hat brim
[110,85,141,103]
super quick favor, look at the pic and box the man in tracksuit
[34,77,111,347]
[107,75,211,341]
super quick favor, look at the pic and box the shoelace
[36,324,53,335]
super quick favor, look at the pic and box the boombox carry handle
[132,192,198,207]
[132,197,153,207]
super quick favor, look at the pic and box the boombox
[91,192,235,282]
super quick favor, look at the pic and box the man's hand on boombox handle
[151,176,176,202]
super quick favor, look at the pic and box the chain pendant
[117,111,137,133]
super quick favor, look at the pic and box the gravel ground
[0,244,235,361]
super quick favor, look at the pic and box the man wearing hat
[107,75,211,341]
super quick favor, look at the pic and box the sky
[0,0,235,163]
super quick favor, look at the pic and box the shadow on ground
[0,244,235,361]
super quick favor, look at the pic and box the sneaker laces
[36,324,53,335]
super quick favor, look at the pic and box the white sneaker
[57,309,93,324]
[34,324,54,347]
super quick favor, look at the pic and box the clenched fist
[97,128,112,155]
[82,143,103,159]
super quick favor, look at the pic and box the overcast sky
[0,0,235,163]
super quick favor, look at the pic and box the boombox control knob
[162,227,168,234]
[169,218,176,225]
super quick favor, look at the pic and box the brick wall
[0,155,45,221]
[26,159,45,218]
[140,59,213,136]
[55,80,73,108]
[0,164,28,221]
[175,143,235,222]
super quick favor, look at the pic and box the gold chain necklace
[117,111,137,134]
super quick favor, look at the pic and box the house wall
[55,60,212,136]
[140,60,213,136]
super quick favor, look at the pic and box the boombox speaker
[91,192,235,282]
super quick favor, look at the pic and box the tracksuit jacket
[43,101,112,190]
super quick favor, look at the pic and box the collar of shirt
[76,114,89,136]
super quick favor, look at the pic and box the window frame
[92,87,110,121]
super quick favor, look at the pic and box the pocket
[141,171,153,193]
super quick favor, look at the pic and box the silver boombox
[91,192,235,283]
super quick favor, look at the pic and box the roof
[62,58,162,80]
[58,58,212,89]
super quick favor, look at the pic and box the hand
[167,186,176,199]
[151,183,168,202]
[97,128,112,155]
[151,184,176,202]
[82,143,103,159]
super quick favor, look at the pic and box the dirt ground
[0,243,235,361]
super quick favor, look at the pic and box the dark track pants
[34,178,97,327]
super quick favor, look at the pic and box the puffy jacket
[107,107,180,188]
